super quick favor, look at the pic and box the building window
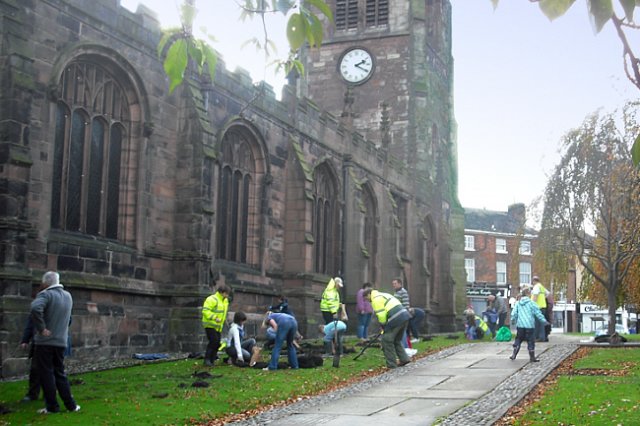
[496,238,507,253]
[313,164,339,275]
[51,60,134,241]
[464,235,474,251]
[465,258,475,283]
[519,240,532,255]
[519,262,531,285]
[496,261,507,285]
[216,128,262,266]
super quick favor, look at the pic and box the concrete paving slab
[403,389,488,399]
[471,357,521,369]
[432,373,506,391]
[376,397,470,420]
[274,413,437,426]
[297,396,405,415]
[421,358,478,369]
[355,375,450,397]
[430,366,521,377]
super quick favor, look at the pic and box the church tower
[302,0,456,200]
[301,0,466,330]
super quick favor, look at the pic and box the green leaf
[588,0,614,32]
[619,0,636,21]
[632,133,640,166]
[538,0,577,20]
[306,13,324,48]
[307,0,334,22]
[163,38,188,93]
[287,13,307,51]
[188,40,204,74]
[201,44,218,84]
[157,28,181,58]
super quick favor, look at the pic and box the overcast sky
[451,1,636,216]
[121,0,637,219]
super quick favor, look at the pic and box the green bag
[495,326,512,342]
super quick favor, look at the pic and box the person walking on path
[509,287,550,362]
[202,283,231,367]
[531,276,550,341]
[262,312,299,371]
[356,283,373,342]
[363,288,412,369]
[320,277,347,324]
[30,271,80,414]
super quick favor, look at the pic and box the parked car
[594,324,629,336]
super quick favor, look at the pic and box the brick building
[0,0,465,377]
[463,203,537,315]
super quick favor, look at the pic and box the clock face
[339,48,374,84]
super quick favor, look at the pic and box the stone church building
[0,0,466,376]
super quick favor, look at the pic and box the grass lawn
[0,334,464,425]
[512,344,640,425]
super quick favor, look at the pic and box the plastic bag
[495,326,512,342]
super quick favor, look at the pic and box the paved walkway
[228,333,582,426]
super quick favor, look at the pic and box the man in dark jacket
[30,271,80,414]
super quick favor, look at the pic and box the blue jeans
[357,313,372,339]
[268,317,299,370]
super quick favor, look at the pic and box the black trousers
[204,328,222,362]
[34,345,77,412]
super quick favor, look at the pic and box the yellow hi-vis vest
[533,283,548,308]
[475,316,489,333]
[320,278,341,313]
[370,290,402,325]
[202,291,229,331]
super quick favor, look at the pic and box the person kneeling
[225,312,257,366]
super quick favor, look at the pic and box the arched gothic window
[51,60,134,241]
[313,164,339,274]
[216,128,261,266]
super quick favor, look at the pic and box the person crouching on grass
[363,288,412,369]
[224,311,257,366]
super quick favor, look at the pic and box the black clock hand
[355,62,370,71]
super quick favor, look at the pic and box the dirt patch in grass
[494,346,632,425]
